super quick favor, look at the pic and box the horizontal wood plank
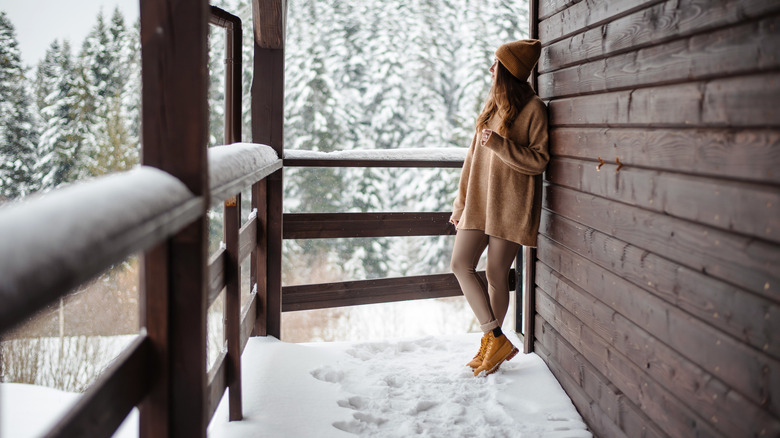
[546,157,780,243]
[538,0,583,21]
[283,212,456,239]
[549,127,780,185]
[238,216,257,263]
[548,72,780,128]
[539,0,664,45]
[283,272,502,312]
[535,320,667,438]
[46,335,153,438]
[537,238,780,421]
[540,211,780,360]
[206,350,228,423]
[543,184,780,300]
[539,14,780,98]
[283,158,464,168]
[534,341,629,438]
[208,249,226,307]
[535,286,728,438]
[539,0,780,74]
[240,293,257,354]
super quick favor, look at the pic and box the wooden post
[514,249,523,334]
[251,0,286,339]
[224,195,242,421]
[522,0,540,356]
[251,180,268,336]
[139,0,210,436]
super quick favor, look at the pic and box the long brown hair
[475,61,536,136]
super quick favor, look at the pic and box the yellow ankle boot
[474,334,518,377]
[467,332,493,369]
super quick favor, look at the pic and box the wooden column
[251,0,286,339]
[139,0,210,436]
[224,195,242,421]
[523,0,540,355]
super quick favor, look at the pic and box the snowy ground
[2,333,590,438]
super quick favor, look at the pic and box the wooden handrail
[0,167,201,334]
[45,335,154,437]
[283,147,467,168]
[283,212,455,239]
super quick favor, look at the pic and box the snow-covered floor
[2,333,591,438]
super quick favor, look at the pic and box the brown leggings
[451,229,521,333]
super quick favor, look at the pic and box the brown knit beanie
[495,39,541,81]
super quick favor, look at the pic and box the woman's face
[489,58,498,81]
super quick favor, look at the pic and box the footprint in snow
[337,395,370,410]
[310,366,344,383]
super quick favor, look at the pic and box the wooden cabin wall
[532,0,780,436]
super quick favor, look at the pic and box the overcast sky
[2,0,140,67]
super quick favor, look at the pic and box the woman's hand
[450,218,459,226]
[480,129,493,146]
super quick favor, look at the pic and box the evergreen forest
[0,0,529,283]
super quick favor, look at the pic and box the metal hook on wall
[616,157,624,172]
[597,156,606,171]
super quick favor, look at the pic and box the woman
[450,39,549,377]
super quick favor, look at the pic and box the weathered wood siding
[532,0,780,436]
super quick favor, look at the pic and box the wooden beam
[282,271,515,312]
[47,336,153,438]
[536,287,726,437]
[283,212,456,239]
[282,273,467,311]
[543,184,779,303]
[548,73,780,128]
[224,195,242,420]
[538,236,780,421]
[548,127,780,186]
[252,0,285,339]
[522,246,536,354]
[540,212,780,361]
[208,249,226,307]
[539,0,665,46]
[535,319,667,438]
[283,158,464,168]
[139,0,210,435]
[539,14,780,99]
[251,181,268,336]
[238,216,258,262]
[253,0,286,49]
[206,350,227,424]
[546,157,780,244]
[539,1,780,75]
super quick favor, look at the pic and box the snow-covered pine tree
[0,12,39,200]
[35,40,91,189]
[79,9,137,175]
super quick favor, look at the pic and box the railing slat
[239,216,258,262]
[206,350,228,424]
[283,212,455,239]
[46,335,153,438]
[282,271,514,312]
[208,248,227,307]
[241,293,257,354]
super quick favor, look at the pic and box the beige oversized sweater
[451,96,549,246]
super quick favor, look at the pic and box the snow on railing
[209,143,281,204]
[0,167,201,333]
[283,147,467,164]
